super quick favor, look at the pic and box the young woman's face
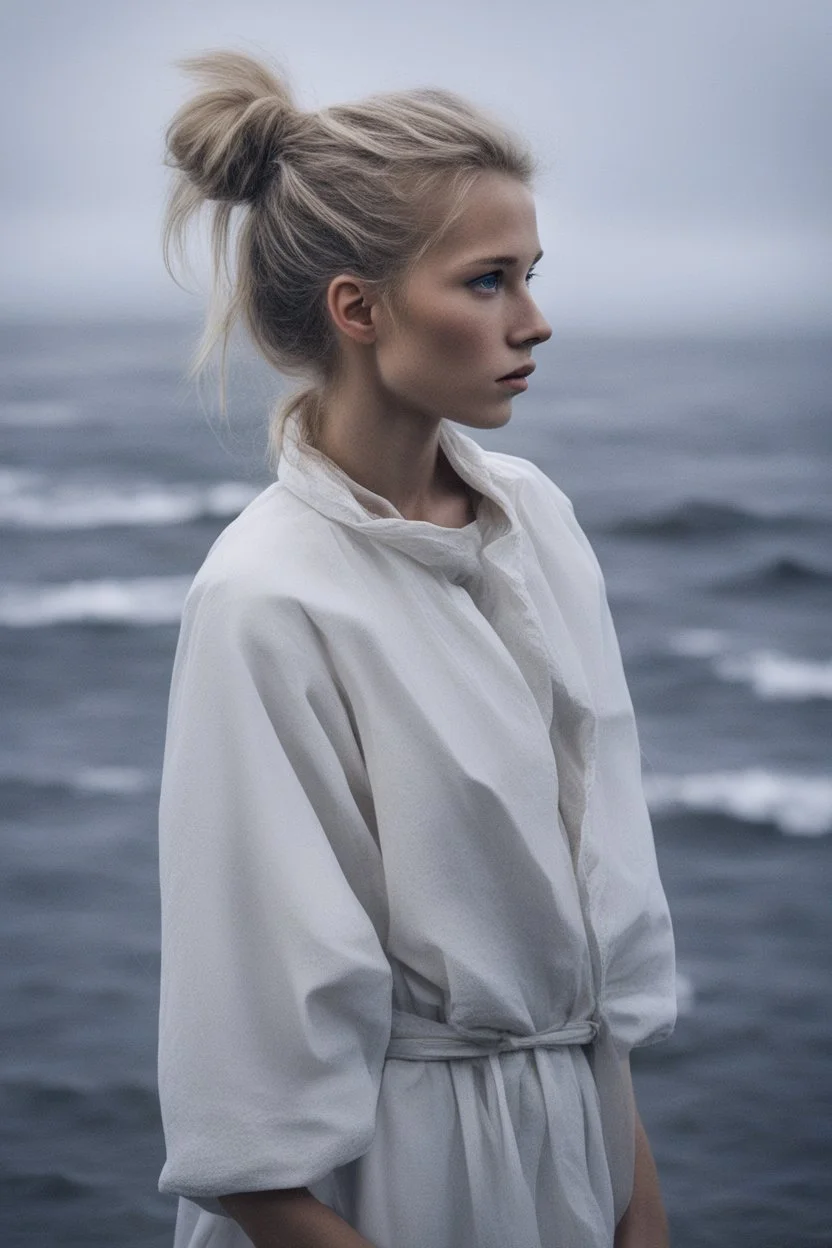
[373,171,552,431]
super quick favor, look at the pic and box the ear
[326,274,378,345]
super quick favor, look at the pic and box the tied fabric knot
[492,1019,599,1052]
[385,1009,608,1246]
[386,1008,599,1062]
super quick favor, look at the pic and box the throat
[416,448,480,527]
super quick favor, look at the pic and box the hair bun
[166,50,297,204]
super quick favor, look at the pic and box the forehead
[425,172,541,266]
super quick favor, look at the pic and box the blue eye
[470,272,501,293]
[469,268,538,294]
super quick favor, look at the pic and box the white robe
[157,409,676,1248]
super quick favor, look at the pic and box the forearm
[614,1108,669,1248]
[219,1186,379,1248]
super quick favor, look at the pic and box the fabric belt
[385,1007,635,1223]
[386,1006,598,1061]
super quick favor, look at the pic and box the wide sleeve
[156,572,393,1211]
[580,536,677,1052]
[515,460,677,1053]
[554,487,677,1218]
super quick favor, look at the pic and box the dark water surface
[1,323,830,1247]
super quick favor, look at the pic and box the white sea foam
[0,469,258,529]
[674,970,695,1017]
[715,650,832,700]
[668,628,728,658]
[0,576,190,627]
[668,630,832,700]
[72,767,155,795]
[0,764,157,796]
[643,768,832,836]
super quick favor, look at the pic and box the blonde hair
[162,50,536,452]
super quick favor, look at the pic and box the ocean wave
[4,1171,95,1203]
[643,768,832,836]
[668,628,728,659]
[675,970,695,1017]
[669,630,832,700]
[715,651,832,700]
[0,469,258,529]
[18,765,154,795]
[73,766,156,795]
[0,766,158,807]
[0,576,190,627]
[605,498,810,539]
[720,553,832,592]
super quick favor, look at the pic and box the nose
[509,290,552,350]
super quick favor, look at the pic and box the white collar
[276,408,523,582]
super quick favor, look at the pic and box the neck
[313,358,474,524]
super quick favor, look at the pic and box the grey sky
[1,0,830,329]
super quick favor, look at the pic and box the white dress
[157,410,676,1248]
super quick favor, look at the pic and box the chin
[452,403,514,432]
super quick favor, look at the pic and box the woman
[157,51,676,1248]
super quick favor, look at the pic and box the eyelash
[469,268,538,294]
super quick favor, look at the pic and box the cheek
[408,301,494,367]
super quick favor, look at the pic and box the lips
[497,362,536,381]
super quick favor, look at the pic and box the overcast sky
[1,0,830,330]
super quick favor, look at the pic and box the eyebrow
[465,250,544,268]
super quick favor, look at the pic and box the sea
[1,320,829,1248]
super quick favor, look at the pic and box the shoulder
[483,447,604,583]
[482,447,587,541]
[482,447,576,517]
[181,481,342,643]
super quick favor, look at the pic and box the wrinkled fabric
[157,410,676,1248]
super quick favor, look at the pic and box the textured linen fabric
[157,409,676,1248]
